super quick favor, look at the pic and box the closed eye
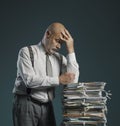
[56,39,62,44]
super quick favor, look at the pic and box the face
[45,32,63,54]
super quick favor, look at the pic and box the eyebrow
[56,38,63,44]
[56,38,61,41]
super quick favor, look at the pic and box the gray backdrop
[0,0,119,126]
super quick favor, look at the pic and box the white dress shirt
[13,42,79,102]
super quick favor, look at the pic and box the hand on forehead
[47,22,72,42]
[59,29,72,41]
[61,29,70,38]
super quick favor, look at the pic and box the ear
[46,30,51,39]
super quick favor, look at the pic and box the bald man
[12,22,79,126]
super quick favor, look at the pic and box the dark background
[0,0,119,126]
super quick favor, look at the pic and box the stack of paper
[62,82,110,126]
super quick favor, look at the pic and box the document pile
[62,82,111,126]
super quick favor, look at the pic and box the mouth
[48,49,58,55]
[47,49,57,55]
[52,48,59,52]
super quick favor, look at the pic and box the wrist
[67,47,74,54]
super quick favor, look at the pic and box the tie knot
[46,51,52,56]
[46,52,49,55]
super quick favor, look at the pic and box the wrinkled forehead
[52,32,62,39]
[53,27,64,35]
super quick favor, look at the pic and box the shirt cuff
[67,52,76,62]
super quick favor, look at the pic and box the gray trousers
[12,94,56,126]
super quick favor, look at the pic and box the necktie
[46,54,55,101]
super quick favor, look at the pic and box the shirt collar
[37,41,46,54]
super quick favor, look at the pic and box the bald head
[46,22,65,35]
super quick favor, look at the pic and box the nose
[57,43,61,49]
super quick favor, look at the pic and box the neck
[41,39,49,54]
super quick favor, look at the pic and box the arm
[17,47,59,89]
[59,29,80,84]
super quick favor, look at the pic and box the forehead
[53,33,61,39]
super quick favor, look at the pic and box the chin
[51,51,55,54]
[49,49,58,55]
[48,50,54,55]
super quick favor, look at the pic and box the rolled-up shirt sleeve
[17,47,59,89]
[61,52,80,83]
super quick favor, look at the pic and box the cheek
[48,39,57,49]
[53,40,58,46]
[51,41,56,47]
[49,43,54,49]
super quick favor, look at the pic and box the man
[12,22,79,126]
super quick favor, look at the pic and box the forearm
[18,47,59,89]
[20,72,59,89]
[62,53,80,83]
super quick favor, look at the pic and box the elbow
[23,75,33,88]
[74,70,80,83]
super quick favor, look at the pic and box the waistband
[14,94,51,105]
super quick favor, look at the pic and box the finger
[65,29,71,38]
[69,73,75,76]
[66,72,75,76]
[60,33,67,42]
[60,36,67,42]
[60,32,66,39]
[61,31,68,40]
[71,74,75,80]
